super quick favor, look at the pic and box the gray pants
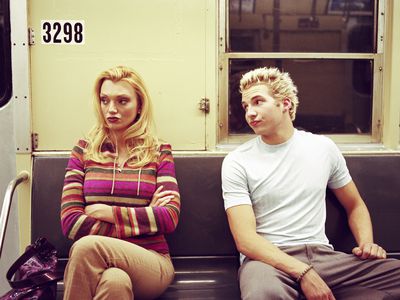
[239,244,400,300]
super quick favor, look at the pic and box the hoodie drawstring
[111,138,118,195]
[111,156,117,195]
[137,168,141,195]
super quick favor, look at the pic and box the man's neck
[261,125,295,145]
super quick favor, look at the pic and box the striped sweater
[61,139,180,254]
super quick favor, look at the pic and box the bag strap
[6,238,63,289]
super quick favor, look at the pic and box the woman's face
[100,80,140,135]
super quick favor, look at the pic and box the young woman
[61,66,180,300]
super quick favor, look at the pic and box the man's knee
[241,280,294,300]
[334,286,397,300]
[239,260,297,300]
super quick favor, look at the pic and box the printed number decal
[41,20,85,45]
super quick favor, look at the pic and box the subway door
[28,0,207,151]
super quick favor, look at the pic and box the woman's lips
[107,117,119,123]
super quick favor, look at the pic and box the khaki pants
[239,244,400,300]
[63,235,174,300]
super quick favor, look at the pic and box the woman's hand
[150,185,179,207]
[85,203,114,223]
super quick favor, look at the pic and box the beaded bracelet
[296,265,313,283]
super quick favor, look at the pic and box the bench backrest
[31,155,237,258]
[31,154,400,258]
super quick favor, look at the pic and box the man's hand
[352,243,387,259]
[300,269,336,300]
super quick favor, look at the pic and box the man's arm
[332,180,387,259]
[227,204,335,299]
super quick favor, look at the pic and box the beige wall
[24,0,400,152]
[29,0,217,151]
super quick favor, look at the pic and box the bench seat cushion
[56,257,241,300]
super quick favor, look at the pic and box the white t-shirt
[222,129,352,260]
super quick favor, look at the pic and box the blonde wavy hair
[240,67,299,121]
[85,66,160,167]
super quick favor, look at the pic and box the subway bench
[30,154,400,299]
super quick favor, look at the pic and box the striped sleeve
[60,140,117,240]
[113,144,181,238]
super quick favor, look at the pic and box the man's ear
[282,98,292,112]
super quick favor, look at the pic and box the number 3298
[41,20,85,44]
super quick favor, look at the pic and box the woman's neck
[110,132,130,166]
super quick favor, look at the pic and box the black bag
[0,238,63,300]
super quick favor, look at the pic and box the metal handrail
[0,171,30,258]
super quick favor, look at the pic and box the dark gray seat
[31,154,400,299]
[32,155,240,299]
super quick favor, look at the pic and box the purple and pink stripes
[60,139,180,254]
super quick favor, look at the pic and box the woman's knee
[96,268,132,300]
[69,235,99,258]
[100,268,132,289]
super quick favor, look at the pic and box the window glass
[229,0,375,53]
[0,0,12,108]
[229,59,373,135]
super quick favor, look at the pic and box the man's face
[241,84,286,140]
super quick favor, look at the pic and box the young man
[222,67,400,300]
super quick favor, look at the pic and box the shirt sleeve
[221,152,252,210]
[60,140,118,241]
[112,144,181,238]
[327,139,352,189]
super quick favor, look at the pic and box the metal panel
[11,0,31,153]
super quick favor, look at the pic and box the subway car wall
[1,0,400,297]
